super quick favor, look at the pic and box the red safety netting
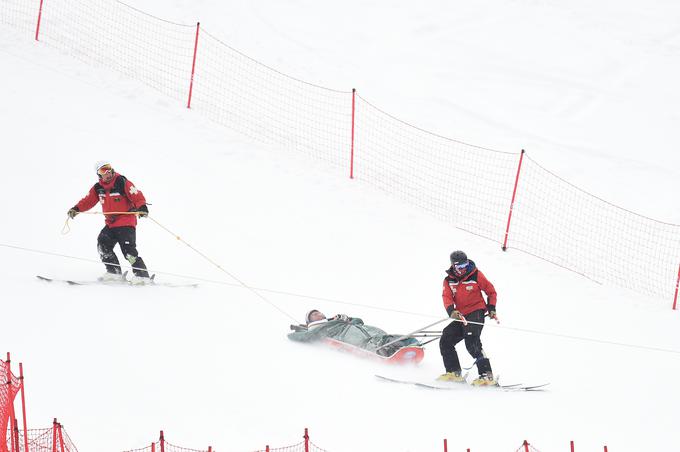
[514,440,543,452]
[14,425,79,452]
[509,156,680,299]
[164,441,211,452]
[1,0,679,303]
[252,440,328,452]
[353,94,519,242]
[1,359,22,452]
[192,30,352,170]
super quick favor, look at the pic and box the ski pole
[61,211,145,235]
[375,317,450,352]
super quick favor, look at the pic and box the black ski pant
[97,226,149,277]
[439,309,492,375]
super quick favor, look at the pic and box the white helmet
[94,160,112,173]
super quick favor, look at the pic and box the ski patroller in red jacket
[75,173,147,228]
[442,260,497,317]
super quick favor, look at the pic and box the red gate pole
[672,263,680,310]
[304,427,309,452]
[34,0,45,41]
[349,88,356,179]
[570,440,575,451]
[186,22,201,109]
[523,440,529,452]
[442,438,447,452]
[19,363,28,452]
[265,446,269,452]
[7,353,17,452]
[208,447,212,452]
[604,446,608,452]
[159,430,165,452]
[502,149,526,251]
[51,419,57,452]
[57,423,65,452]
[151,442,155,452]
[13,420,20,452]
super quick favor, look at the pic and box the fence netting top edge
[355,92,517,156]
[524,154,680,227]
[201,29,352,95]
[113,0,196,27]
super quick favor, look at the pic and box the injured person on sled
[287,309,425,363]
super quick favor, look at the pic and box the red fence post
[151,443,155,452]
[604,446,608,452]
[208,447,212,452]
[57,423,65,452]
[673,263,679,310]
[186,22,201,109]
[502,149,526,251]
[18,363,28,452]
[51,419,57,452]
[523,440,529,452]
[34,0,45,41]
[7,353,17,452]
[304,427,309,452]
[159,430,165,452]
[349,88,356,179]
[442,438,447,452]
[570,440,575,451]
[13,420,20,452]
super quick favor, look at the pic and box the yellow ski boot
[471,373,498,386]
[436,371,466,383]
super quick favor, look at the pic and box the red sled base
[322,338,425,365]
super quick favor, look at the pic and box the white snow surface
[1,1,680,451]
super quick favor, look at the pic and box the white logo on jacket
[129,186,138,194]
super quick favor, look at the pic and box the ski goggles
[453,261,469,274]
[97,164,113,177]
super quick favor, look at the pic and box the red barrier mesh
[514,440,543,452]
[509,156,680,299]
[8,426,79,452]
[164,441,210,452]
[1,0,679,302]
[252,440,328,452]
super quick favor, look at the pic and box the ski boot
[130,275,152,285]
[99,271,124,282]
[471,372,498,386]
[437,371,466,383]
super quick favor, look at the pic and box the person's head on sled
[305,309,350,329]
[306,309,326,325]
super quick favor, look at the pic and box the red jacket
[75,173,147,228]
[442,262,497,316]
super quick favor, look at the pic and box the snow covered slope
[1,2,679,451]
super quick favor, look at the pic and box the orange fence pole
[51,419,57,452]
[57,423,65,452]
[18,364,28,452]
[502,149,525,251]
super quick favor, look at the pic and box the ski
[36,274,198,288]
[375,374,548,392]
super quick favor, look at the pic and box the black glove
[67,207,79,219]
[487,305,497,320]
[131,204,149,217]
[449,310,462,320]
